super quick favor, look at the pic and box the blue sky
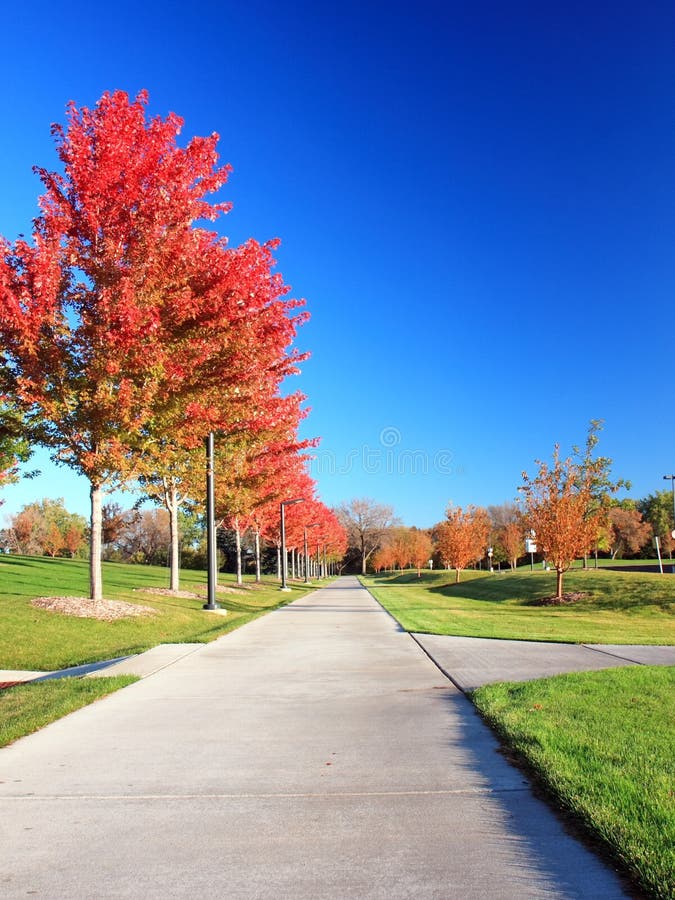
[1,0,674,526]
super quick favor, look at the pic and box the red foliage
[0,91,311,598]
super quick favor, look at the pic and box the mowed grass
[0,555,322,670]
[472,667,675,899]
[362,568,674,644]
[0,676,139,748]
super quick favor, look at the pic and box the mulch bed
[138,585,247,599]
[31,596,156,621]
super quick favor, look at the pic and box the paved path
[0,578,632,899]
[413,633,675,692]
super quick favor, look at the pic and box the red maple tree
[0,90,308,600]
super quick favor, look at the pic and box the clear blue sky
[1,0,674,527]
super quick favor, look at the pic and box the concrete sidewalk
[413,633,675,692]
[0,577,632,898]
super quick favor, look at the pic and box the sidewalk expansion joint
[581,644,646,666]
[0,787,529,801]
[408,633,467,693]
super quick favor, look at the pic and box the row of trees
[0,90,346,597]
[339,423,673,598]
[3,495,348,582]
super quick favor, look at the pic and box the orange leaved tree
[437,505,490,583]
[519,424,622,598]
[500,520,524,570]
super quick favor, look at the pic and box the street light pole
[663,474,675,525]
[280,498,304,591]
[663,475,675,565]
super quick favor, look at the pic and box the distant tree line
[337,424,674,599]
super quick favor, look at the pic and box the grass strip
[471,666,675,899]
[0,556,323,670]
[362,569,674,644]
[0,676,138,748]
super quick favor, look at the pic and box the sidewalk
[412,633,675,692]
[0,577,632,898]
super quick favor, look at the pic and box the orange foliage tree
[499,520,524,570]
[519,425,621,598]
[409,528,433,577]
[388,526,413,571]
[437,505,490,582]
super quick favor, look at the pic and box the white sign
[525,539,537,554]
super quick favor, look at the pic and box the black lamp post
[663,475,675,525]
[280,498,304,591]
[663,475,675,562]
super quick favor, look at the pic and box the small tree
[608,507,652,558]
[387,526,414,571]
[520,424,622,598]
[500,520,524,570]
[63,523,86,558]
[337,498,397,575]
[409,529,433,577]
[437,505,490,583]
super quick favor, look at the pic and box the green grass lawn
[362,568,674,644]
[0,555,323,670]
[0,676,139,748]
[472,666,675,900]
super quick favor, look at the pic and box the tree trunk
[361,550,367,575]
[166,482,180,592]
[556,568,564,598]
[276,544,281,581]
[235,523,243,585]
[89,482,103,601]
[455,567,460,583]
[255,528,261,583]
